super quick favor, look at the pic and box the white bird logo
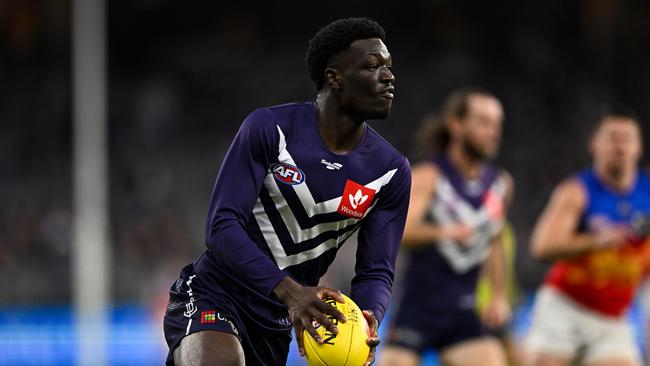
[349,189,368,209]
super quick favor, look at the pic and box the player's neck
[594,165,637,193]
[316,92,366,154]
[447,144,483,179]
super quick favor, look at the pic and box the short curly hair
[305,18,386,91]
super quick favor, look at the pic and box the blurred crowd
[1,0,650,304]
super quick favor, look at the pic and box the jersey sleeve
[351,157,411,324]
[204,108,289,296]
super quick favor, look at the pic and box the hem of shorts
[542,284,627,320]
[439,334,499,352]
[526,344,575,360]
[582,350,641,364]
[166,326,241,366]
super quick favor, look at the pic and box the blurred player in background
[526,108,650,366]
[162,18,411,366]
[379,88,513,366]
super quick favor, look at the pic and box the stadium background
[2,0,650,364]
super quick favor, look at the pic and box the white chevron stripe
[276,125,396,216]
[254,197,360,269]
[253,198,289,263]
[264,171,370,243]
[248,125,399,268]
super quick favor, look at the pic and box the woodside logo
[337,179,376,218]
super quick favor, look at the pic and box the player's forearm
[350,273,391,325]
[485,241,507,298]
[531,233,598,261]
[207,221,288,295]
[272,276,303,304]
[351,234,397,326]
[401,223,449,247]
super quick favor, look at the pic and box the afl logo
[272,162,305,185]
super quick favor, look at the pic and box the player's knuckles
[320,286,336,293]
[318,287,345,302]
[328,308,346,322]
[314,286,331,296]
[300,303,316,315]
[301,312,316,324]
[367,337,380,347]
[302,318,316,332]
[315,299,333,311]
[327,289,345,302]
[311,302,330,317]
[306,327,321,342]
[316,300,342,317]
[314,312,335,329]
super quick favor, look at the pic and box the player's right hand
[444,223,475,245]
[272,277,347,357]
[361,310,380,366]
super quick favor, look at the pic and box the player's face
[459,95,504,159]
[591,117,642,177]
[333,38,395,120]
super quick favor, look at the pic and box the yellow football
[303,294,370,366]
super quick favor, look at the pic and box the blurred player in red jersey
[526,108,650,366]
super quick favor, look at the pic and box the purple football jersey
[192,101,410,329]
[400,155,506,311]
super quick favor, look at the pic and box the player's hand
[272,277,346,357]
[481,294,511,329]
[444,224,474,245]
[362,310,380,366]
[593,225,631,249]
[632,215,650,238]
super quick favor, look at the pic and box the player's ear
[638,133,644,158]
[325,67,342,91]
[446,117,463,138]
[588,134,597,157]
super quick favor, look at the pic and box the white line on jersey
[185,319,192,335]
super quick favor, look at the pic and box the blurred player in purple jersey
[163,18,411,366]
[379,88,513,366]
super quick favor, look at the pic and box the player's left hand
[481,294,511,329]
[362,310,380,366]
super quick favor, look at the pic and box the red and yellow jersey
[546,236,650,316]
[544,169,650,317]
